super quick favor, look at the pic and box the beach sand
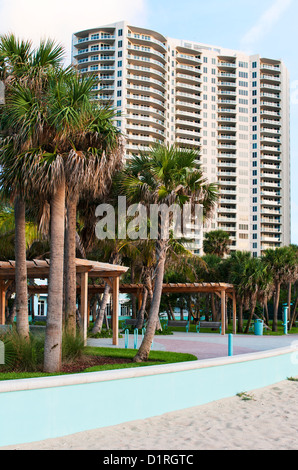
[2,378,298,451]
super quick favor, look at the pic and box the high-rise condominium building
[72,21,291,256]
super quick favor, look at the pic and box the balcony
[127,32,167,51]
[176,101,201,110]
[176,119,201,129]
[177,54,202,65]
[217,144,237,150]
[217,171,237,177]
[127,54,165,72]
[261,74,281,82]
[127,44,166,63]
[260,64,281,72]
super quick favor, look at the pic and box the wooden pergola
[28,281,236,336]
[0,259,129,346]
[100,282,237,336]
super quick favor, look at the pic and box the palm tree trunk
[14,197,29,338]
[136,288,148,329]
[167,300,175,320]
[64,194,78,336]
[288,282,292,324]
[272,282,280,332]
[237,302,243,333]
[289,293,298,330]
[264,298,269,325]
[245,302,256,334]
[134,242,166,363]
[92,282,111,334]
[44,180,66,373]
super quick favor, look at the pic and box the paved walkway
[88,332,298,360]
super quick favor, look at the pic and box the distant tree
[203,230,230,258]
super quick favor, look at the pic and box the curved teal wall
[0,347,298,447]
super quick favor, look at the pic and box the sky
[0,0,297,242]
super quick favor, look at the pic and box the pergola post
[233,291,237,335]
[0,281,5,325]
[221,289,226,336]
[80,271,88,346]
[112,276,119,346]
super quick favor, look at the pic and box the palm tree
[203,230,230,258]
[201,254,223,321]
[0,34,65,338]
[1,60,123,371]
[119,144,218,362]
[228,251,252,333]
[243,257,272,334]
[62,101,122,336]
[263,247,298,332]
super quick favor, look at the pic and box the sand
[2,378,298,451]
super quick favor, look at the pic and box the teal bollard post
[125,329,129,349]
[228,334,233,357]
[283,306,288,335]
[134,329,138,349]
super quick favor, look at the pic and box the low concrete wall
[1,345,298,447]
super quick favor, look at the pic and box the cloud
[240,0,293,53]
[0,0,148,64]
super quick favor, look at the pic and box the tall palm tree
[243,257,272,334]
[0,34,65,338]
[263,247,298,332]
[119,144,218,362]
[228,251,252,333]
[2,63,123,371]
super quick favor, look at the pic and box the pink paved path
[155,338,258,360]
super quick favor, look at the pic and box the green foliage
[0,328,44,372]
[203,230,230,258]
[0,328,85,372]
[236,392,256,401]
[88,329,123,339]
[61,330,85,361]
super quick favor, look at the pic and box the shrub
[0,328,85,372]
[0,329,44,372]
[62,330,85,362]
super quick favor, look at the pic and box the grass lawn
[0,347,197,382]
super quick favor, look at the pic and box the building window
[118,29,123,36]
[38,299,45,316]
